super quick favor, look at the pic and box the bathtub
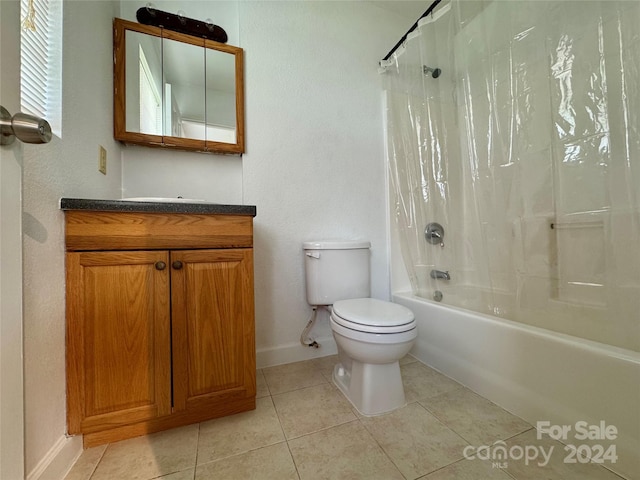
[393,292,640,480]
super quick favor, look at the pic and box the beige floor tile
[65,355,632,480]
[309,354,338,381]
[401,361,463,401]
[360,402,469,479]
[263,360,327,395]
[503,430,622,480]
[197,396,285,464]
[195,442,298,480]
[157,469,195,480]
[256,369,270,398]
[399,353,418,366]
[288,421,404,480]
[420,457,514,479]
[81,358,625,480]
[91,424,198,480]
[63,444,107,480]
[272,383,357,439]
[419,387,531,445]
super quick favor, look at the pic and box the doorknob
[0,105,52,145]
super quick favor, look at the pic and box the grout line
[269,379,332,400]
[192,422,201,479]
[257,369,273,397]
[194,439,289,470]
[282,418,360,442]
[355,415,407,479]
[284,437,303,480]
[85,444,109,480]
[267,395,289,442]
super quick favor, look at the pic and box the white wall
[240,1,407,365]
[121,146,244,203]
[22,1,122,477]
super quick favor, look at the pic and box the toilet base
[332,360,406,416]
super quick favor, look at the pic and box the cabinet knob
[155,261,167,270]
[172,260,183,270]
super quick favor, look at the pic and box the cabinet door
[66,251,171,434]
[171,249,255,412]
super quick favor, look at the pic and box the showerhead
[423,65,442,78]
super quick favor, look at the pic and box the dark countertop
[60,198,256,216]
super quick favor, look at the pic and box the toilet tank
[303,241,371,306]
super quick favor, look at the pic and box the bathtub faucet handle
[425,223,445,247]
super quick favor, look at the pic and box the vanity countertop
[60,198,256,216]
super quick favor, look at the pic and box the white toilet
[303,241,417,416]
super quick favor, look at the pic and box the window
[20,0,62,136]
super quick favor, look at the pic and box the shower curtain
[383,1,640,352]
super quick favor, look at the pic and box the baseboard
[27,434,83,480]
[256,335,337,369]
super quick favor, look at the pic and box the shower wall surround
[384,1,639,351]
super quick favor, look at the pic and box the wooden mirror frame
[113,18,245,155]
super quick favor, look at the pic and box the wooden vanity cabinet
[64,211,255,447]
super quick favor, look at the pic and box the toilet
[303,241,417,416]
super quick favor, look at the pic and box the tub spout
[430,269,451,280]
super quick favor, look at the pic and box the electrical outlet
[98,146,107,175]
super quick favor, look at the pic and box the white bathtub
[393,292,640,480]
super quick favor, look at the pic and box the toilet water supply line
[300,305,332,348]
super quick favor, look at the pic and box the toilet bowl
[330,297,417,415]
[303,241,417,416]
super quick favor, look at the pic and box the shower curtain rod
[381,0,442,62]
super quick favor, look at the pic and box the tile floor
[64,355,623,480]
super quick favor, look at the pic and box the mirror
[162,35,206,140]
[114,18,245,154]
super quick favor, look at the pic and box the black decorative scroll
[136,6,228,43]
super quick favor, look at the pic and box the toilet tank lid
[303,241,371,250]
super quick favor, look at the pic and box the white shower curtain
[383,0,640,352]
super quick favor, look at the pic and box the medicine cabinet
[113,18,245,154]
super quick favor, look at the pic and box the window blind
[20,0,62,136]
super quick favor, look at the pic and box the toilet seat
[332,298,416,334]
